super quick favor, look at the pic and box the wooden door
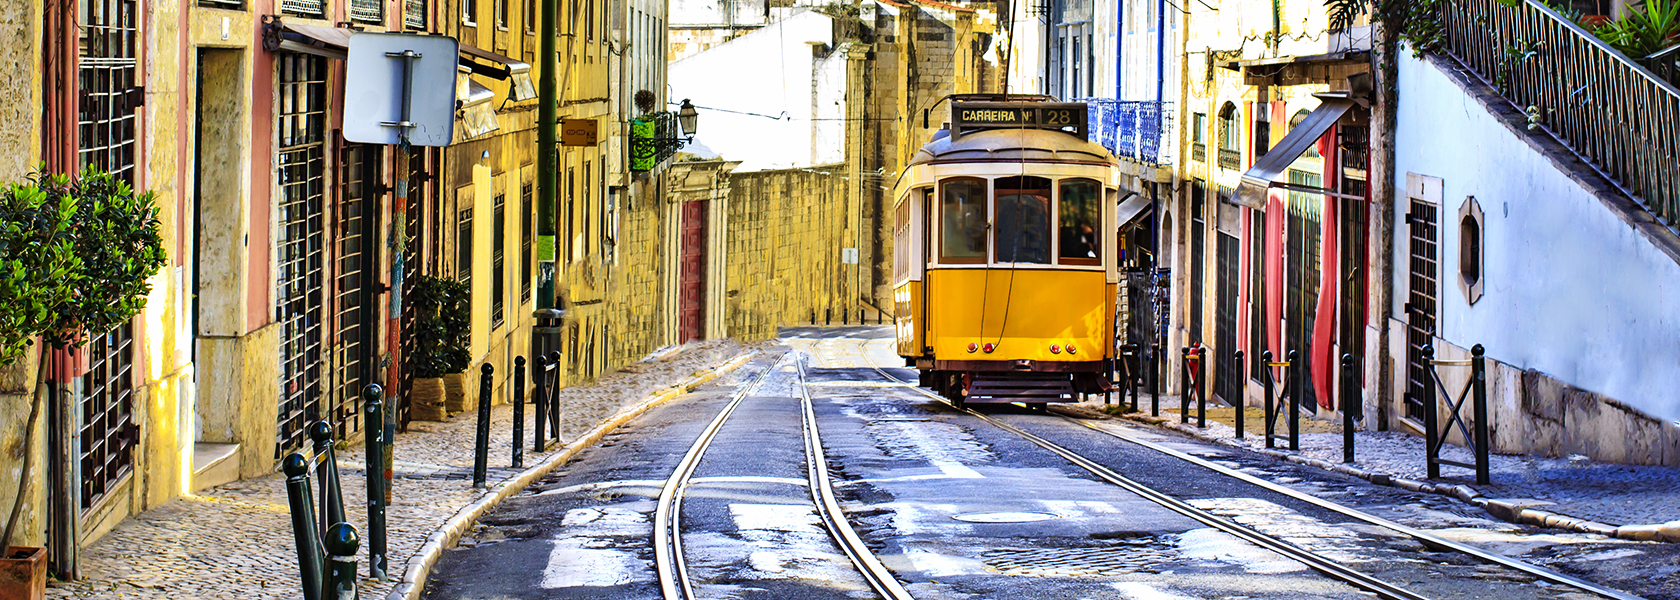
[679,200,708,343]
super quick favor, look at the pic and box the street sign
[950,101,1088,140]
[842,248,859,264]
[561,119,598,146]
[344,32,459,147]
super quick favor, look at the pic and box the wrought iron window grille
[406,0,428,29]
[351,0,384,24]
[282,0,326,18]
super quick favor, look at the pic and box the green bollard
[283,453,325,600]
[362,384,387,581]
[324,522,361,599]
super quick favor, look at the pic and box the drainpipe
[1115,0,1124,97]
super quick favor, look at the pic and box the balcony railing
[351,0,383,23]
[630,111,682,172]
[1217,147,1240,170]
[1082,99,1176,167]
[1191,143,1206,163]
[1440,0,1679,229]
[406,0,428,29]
[281,0,325,17]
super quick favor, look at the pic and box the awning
[456,74,500,141]
[1229,94,1356,209]
[276,23,351,60]
[1115,192,1150,227]
[458,45,537,102]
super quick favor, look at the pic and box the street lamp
[677,99,699,140]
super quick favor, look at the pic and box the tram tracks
[846,337,1647,600]
[651,352,916,600]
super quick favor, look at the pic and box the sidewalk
[47,340,756,600]
[1085,397,1680,542]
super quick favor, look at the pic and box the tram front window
[1059,179,1101,265]
[994,176,1051,264]
[940,178,988,263]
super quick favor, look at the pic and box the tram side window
[940,178,988,263]
[994,176,1051,264]
[1059,179,1101,265]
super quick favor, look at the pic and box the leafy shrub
[1593,0,1680,58]
[410,275,471,378]
[0,167,166,364]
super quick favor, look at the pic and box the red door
[679,201,707,343]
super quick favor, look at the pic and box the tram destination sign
[950,102,1088,141]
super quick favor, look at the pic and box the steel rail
[794,357,919,600]
[849,336,1646,600]
[847,340,1428,600]
[653,353,777,600]
[1052,414,1649,600]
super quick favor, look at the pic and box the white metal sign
[344,32,460,147]
[842,248,859,264]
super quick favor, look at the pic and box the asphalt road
[422,328,1677,600]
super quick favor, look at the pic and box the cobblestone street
[45,341,752,599]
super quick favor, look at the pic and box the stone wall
[724,166,852,340]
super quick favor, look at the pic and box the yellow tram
[893,95,1123,408]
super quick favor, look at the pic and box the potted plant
[0,168,165,599]
[409,275,470,421]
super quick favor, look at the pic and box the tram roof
[906,128,1119,169]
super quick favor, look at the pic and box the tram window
[940,178,988,263]
[1059,179,1101,265]
[994,176,1051,264]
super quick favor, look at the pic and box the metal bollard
[310,421,344,532]
[324,522,360,599]
[547,351,563,441]
[1342,353,1356,464]
[1287,350,1301,451]
[1234,350,1245,439]
[473,363,494,488]
[826,308,832,325]
[1196,345,1208,429]
[283,453,326,600]
[361,384,387,581]
[1471,344,1490,485]
[1150,343,1160,417]
[1179,347,1191,424]
[1262,351,1276,449]
[533,354,549,453]
[513,356,527,469]
[859,308,865,324]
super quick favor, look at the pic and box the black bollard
[362,384,387,581]
[1180,347,1191,424]
[1150,343,1160,417]
[1234,350,1246,439]
[812,309,817,325]
[1471,344,1490,485]
[513,356,527,469]
[1342,353,1356,464]
[1287,350,1301,451]
[1262,351,1276,449]
[1197,346,1208,428]
[533,354,549,453]
[473,363,494,488]
[310,421,344,532]
[283,453,326,600]
[324,521,360,600]
[547,351,563,441]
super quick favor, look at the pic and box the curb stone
[383,350,760,600]
[1115,412,1675,543]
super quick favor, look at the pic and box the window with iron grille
[1188,180,1204,344]
[80,0,140,183]
[398,148,432,427]
[282,0,327,17]
[458,207,474,284]
[1285,169,1323,409]
[492,194,506,329]
[80,323,136,510]
[1250,210,1267,379]
[275,54,329,459]
[351,0,384,23]
[198,0,244,9]
[333,143,381,440]
[407,0,429,29]
[77,0,141,511]
[521,183,533,302]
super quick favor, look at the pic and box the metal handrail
[1439,0,1680,228]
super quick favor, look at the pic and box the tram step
[966,375,1077,402]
